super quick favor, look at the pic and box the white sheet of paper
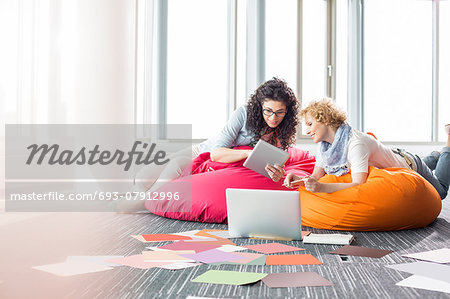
[142,250,196,262]
[33,260,113,277]
[216,245,246,252]
[386,262,450,284]
[396,275,450,294]
[66,255,124,267]
[402,248,450,264]
[157,262,201,270]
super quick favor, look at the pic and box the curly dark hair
[247,77,299,150]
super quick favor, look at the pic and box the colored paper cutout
[262,272,333,288]
[131,235,148,242]
[245,255,267,265]
[265,254,322,265]
[211,254,267,266]
[181,249,247,264]
[192,270,267,285]
[302,231,311,237]
[141,234,192,242]
[195,229,228,239]
[187,239,236,246]
[205,230,233,239]
[244,242,305,254]
[229,252,265,264]
[329,245,392,258]
[173,230,217,241]
[158,240,221,253]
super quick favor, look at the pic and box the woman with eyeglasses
[201,77,299,182]
[116,78,299,212]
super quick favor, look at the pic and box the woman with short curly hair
[284,98,450,200]
[299,98,346,128]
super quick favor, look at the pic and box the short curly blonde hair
[300,98,347,128]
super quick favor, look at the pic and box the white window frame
[136,0,444,144]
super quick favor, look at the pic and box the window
[335,0,348,112]
[151,0,446,143]
[364,0,433,142]
[166,0,228,139]
[265,0,298,94]
[302,0,327,104]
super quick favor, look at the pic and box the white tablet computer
[226,188,302,240]
[243,139,290,178]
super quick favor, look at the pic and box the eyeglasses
[262,109,287,118]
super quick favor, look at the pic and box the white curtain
[0,0,139,199]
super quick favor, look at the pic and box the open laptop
[226,188,302,240]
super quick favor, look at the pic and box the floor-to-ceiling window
[265,0,298,94]
[364,0,433,142]
[302,0,327,104]
[149,0,447,143]
[166,0,228,139]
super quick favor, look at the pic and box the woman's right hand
[283,173,305,188]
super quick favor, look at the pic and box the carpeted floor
[1,198,450,299]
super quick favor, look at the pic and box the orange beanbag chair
[299,166,442,231]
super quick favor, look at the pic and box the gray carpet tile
[1,198,450,299]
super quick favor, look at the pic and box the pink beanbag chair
[145,147,315,223]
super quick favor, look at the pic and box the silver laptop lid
[226,188,302,240]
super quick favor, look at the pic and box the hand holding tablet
[243,139,290,179]
[265,164,285,182]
